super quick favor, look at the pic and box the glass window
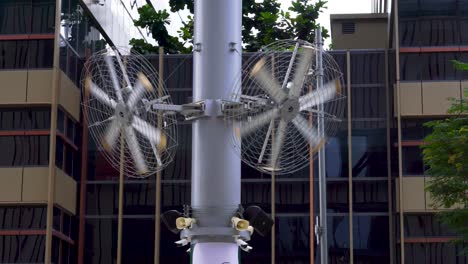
[0,0,31,34]
[0,135,49,166]
[325,133,349,179]
[0,235,20,262]
[85,218,118,264]
[276,216,310,260]
[327,181,349,213]
[23,135,50,166]
[419,18,460,46]
[353,181,388,212]
[18,235,46,263]
[405,243,468,264]
[28,39,54,68]
[21,206,47,229]
[57,108,65,133]
[122,218,155,263]
[162,125,191,180]
[242,182,270,212]
[0,40,29,69]
[352,127,388,178]
[404,214,457,237]
[56,137,64,169]
[353,216,390,262]
[0,207,21,229]
[351,86,387,118]
[31,0,55,34]
[400,53,423,81]
[402,146,425,175]
[401,118,436,140]
[350,52,385,85]
[276,182,309,213]
[420,52,458,81]
[65,146,74,176]
[399,19,420,46]
[328,215,351,263]
[0,107,50,130]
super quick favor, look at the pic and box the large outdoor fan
[82,48,177,178]
[227,39,345,175]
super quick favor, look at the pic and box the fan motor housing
[279,98,300,122]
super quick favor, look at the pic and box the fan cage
[81,48,177,178]
[227,39,346,175]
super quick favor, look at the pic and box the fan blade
[236,108,279,138]
[250,58,287,104]
[290,46,314,98]
[299,79,341,111]
[105,56,123,102]
[86,77,117,109]
[270,120,287,168]
[292,115,325,149]
[127,73,154,109]
[132,116,167,150]
[114,51,131,89]
[125,126,149,175]
[101,119,121,151]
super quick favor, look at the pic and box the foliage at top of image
[422,60,468,253]
[130,0,328,54]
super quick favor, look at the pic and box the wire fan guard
[82,48,177,178]
[227,39,345,175]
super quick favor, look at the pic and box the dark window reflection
[351,86,387,119]
[0,40,28,69]
[161,125,191,181]
[0,135,49,166]
[350,52,385,84]
[0,107,50,130]
[31,0,55,34]
[352,128,388,178]
[400,53,422,81]
[19,235,46,262]
[0,207,21,229]
[420,52,458,81]
[242,182,270,212]
[401,118,436,140]
[21,206,47,229]
[328,216,351,263]
[353,216,390,262]
[404,214,456,237]
[28,39,54,68]
[327,181,349,213]
[0,0,31,34]
[122,218,154,263]
[276,216,310,261]
[85,218,117,264]
[402,146,424,175]
[404,243,468,264]
[325,134,348,179]
[353,181,388,212]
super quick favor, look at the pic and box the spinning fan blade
[132,116,167,150]
[105,56,123,102]
[125,126,149,175]
[86,77,117,109]
[101,119,121,151]
[292,115,325,149]
[299,79,341,111]
[270,120,287,168]
[290,46,314,98]
[236,108,279,138]
[250,58,287,103]
[127,73,154,109]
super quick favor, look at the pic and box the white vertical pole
[191,0,242,263]
[315,28,328,264]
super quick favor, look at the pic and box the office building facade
[0,0,467,263]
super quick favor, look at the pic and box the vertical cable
[394,0,405,262]
[347,50,354,264]
[154,47,164,264]
[270,54,276,264]
[309,82,315,264]
[117,132,125,264]
[45,0,62,262]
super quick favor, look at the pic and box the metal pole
[191,0,242,263]
[117,132,125,264]
[315,28,328,264]
[154,47,164,264]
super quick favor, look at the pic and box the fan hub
[115,103,132,125]
[279,98,300,122]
